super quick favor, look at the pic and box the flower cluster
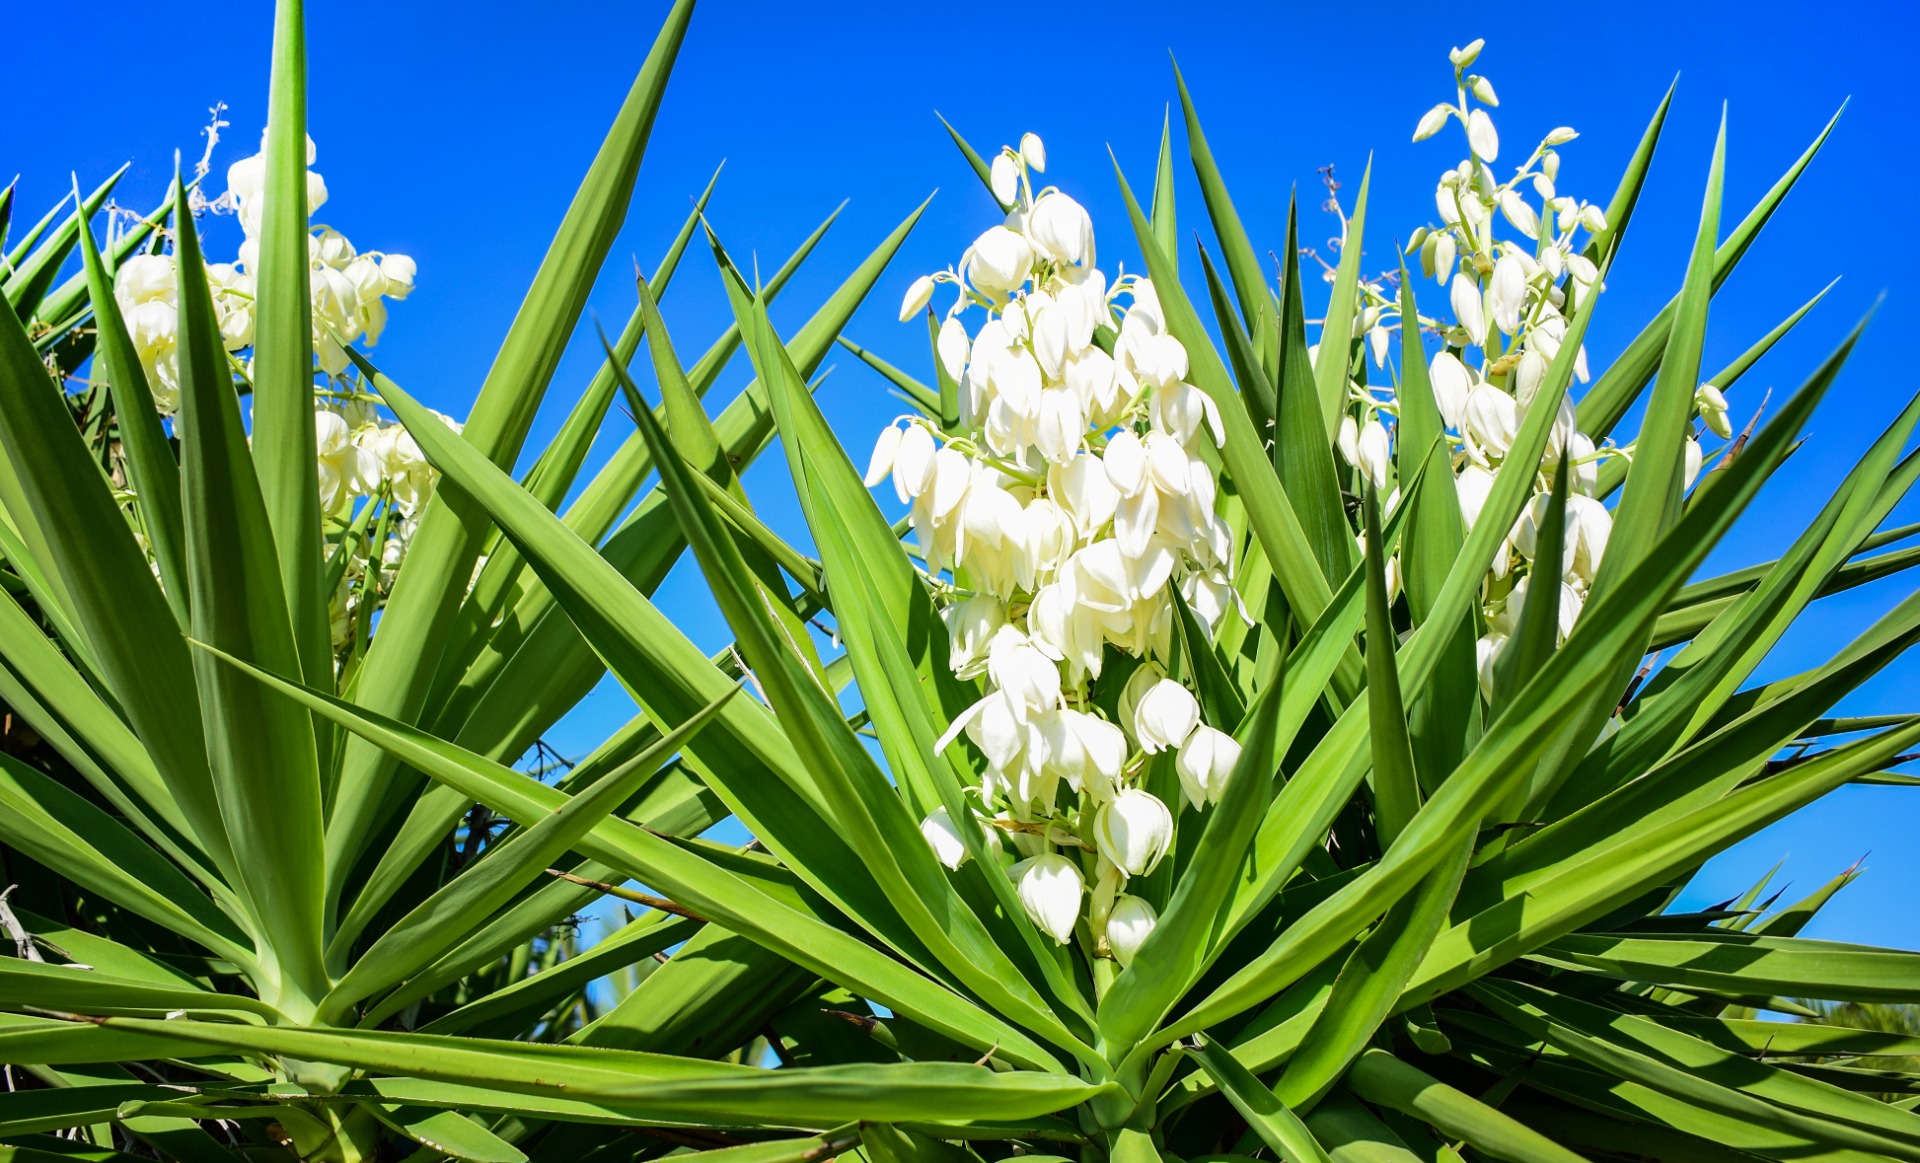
[107,128,441,660]
[112,133,415,410]
[1395,39,1627,698]
[872,135,1242,963]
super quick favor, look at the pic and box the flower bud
[1468,75,1499,106]
[1133,678,1200,753]
[899,274,936,322]
[1336,413,1361,466]
[1412,104,1452,142]
[1020,132,1047,172]
[1544,126,1580,146]
[1356,418,1393,491]
[1684,436,1704,489]
[1694,384,1732,439]
[864,423,903,487]
[1432,232,1458,286]
[1450,272,1487,344]
[1476,633,1506,702]
[1455,463,1495,531]
[1449,38,1485,68]
[1176,724,1240,809]
[1498,190,1539,240]
[891,423,936,502]
[1104,429,1149,497]
[1579,204,1609,235]
[1014,853,1084,943]
[1429,350,1473,429]
[1095,789,1173,876]
[990,152,1020,207]
[1106,894,1157,967]
[921,806,971,870]
[1467,109,1499,162]
[1488,253,1527,336]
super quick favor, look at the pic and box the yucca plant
[3,3,1919,1163]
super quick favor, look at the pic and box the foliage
[0,8,1917,1163]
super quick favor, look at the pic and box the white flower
[1684,437,1704,489]
[941,595,1005,679]
[964,226,1034,298]
[1182,567,1243,630]
[1021,498,1076,583]
[899,274,936,321]
[1488,253,1527,336]
[113,253,176,311]
[1695,383,1732,439]
[1476,633,1506,701]
[1367,324,1391,369]
[1014,853,1084,943]
[987,626,1061,715]
[1028,192,1095,268]
[890,423,936,502]
[990,152,1020,207]
[1038,708,1127,799]
[1464,383,1520,458]
[1456,464,1495,531]
[1432,232,1457,287]
[937,317,970,384]
[358,416,454,516]
[1497,189,1538,240]
[1094,789,1173,877]
[124,298,178,362]
[1133,677,1200,754]
[1337,414,1360,466]
[1450,272,1487,344]
[1467,109,1499,162]
[864,423,903,487]
[1035,387,1086,465]
[317,411,380,516]
[1020,132,1047,172]
[921,806,971,870]
[1029,579,1104,681]
[1514,348,1547,408]
[1106,894,1156,967]
[378,254,416,300]
[1176,724,1240,809]
[1355,418,1393,492]
[1566,494,1612,583]
[1051,455,1119,536]
[1151,382,1225,449]
[1429,350,1473,429]
[1413,104,1453,142]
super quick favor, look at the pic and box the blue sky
[13,0,1919,949]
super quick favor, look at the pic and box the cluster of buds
[871,135,1242,963]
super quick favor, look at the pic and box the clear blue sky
[13,0,1919,948]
